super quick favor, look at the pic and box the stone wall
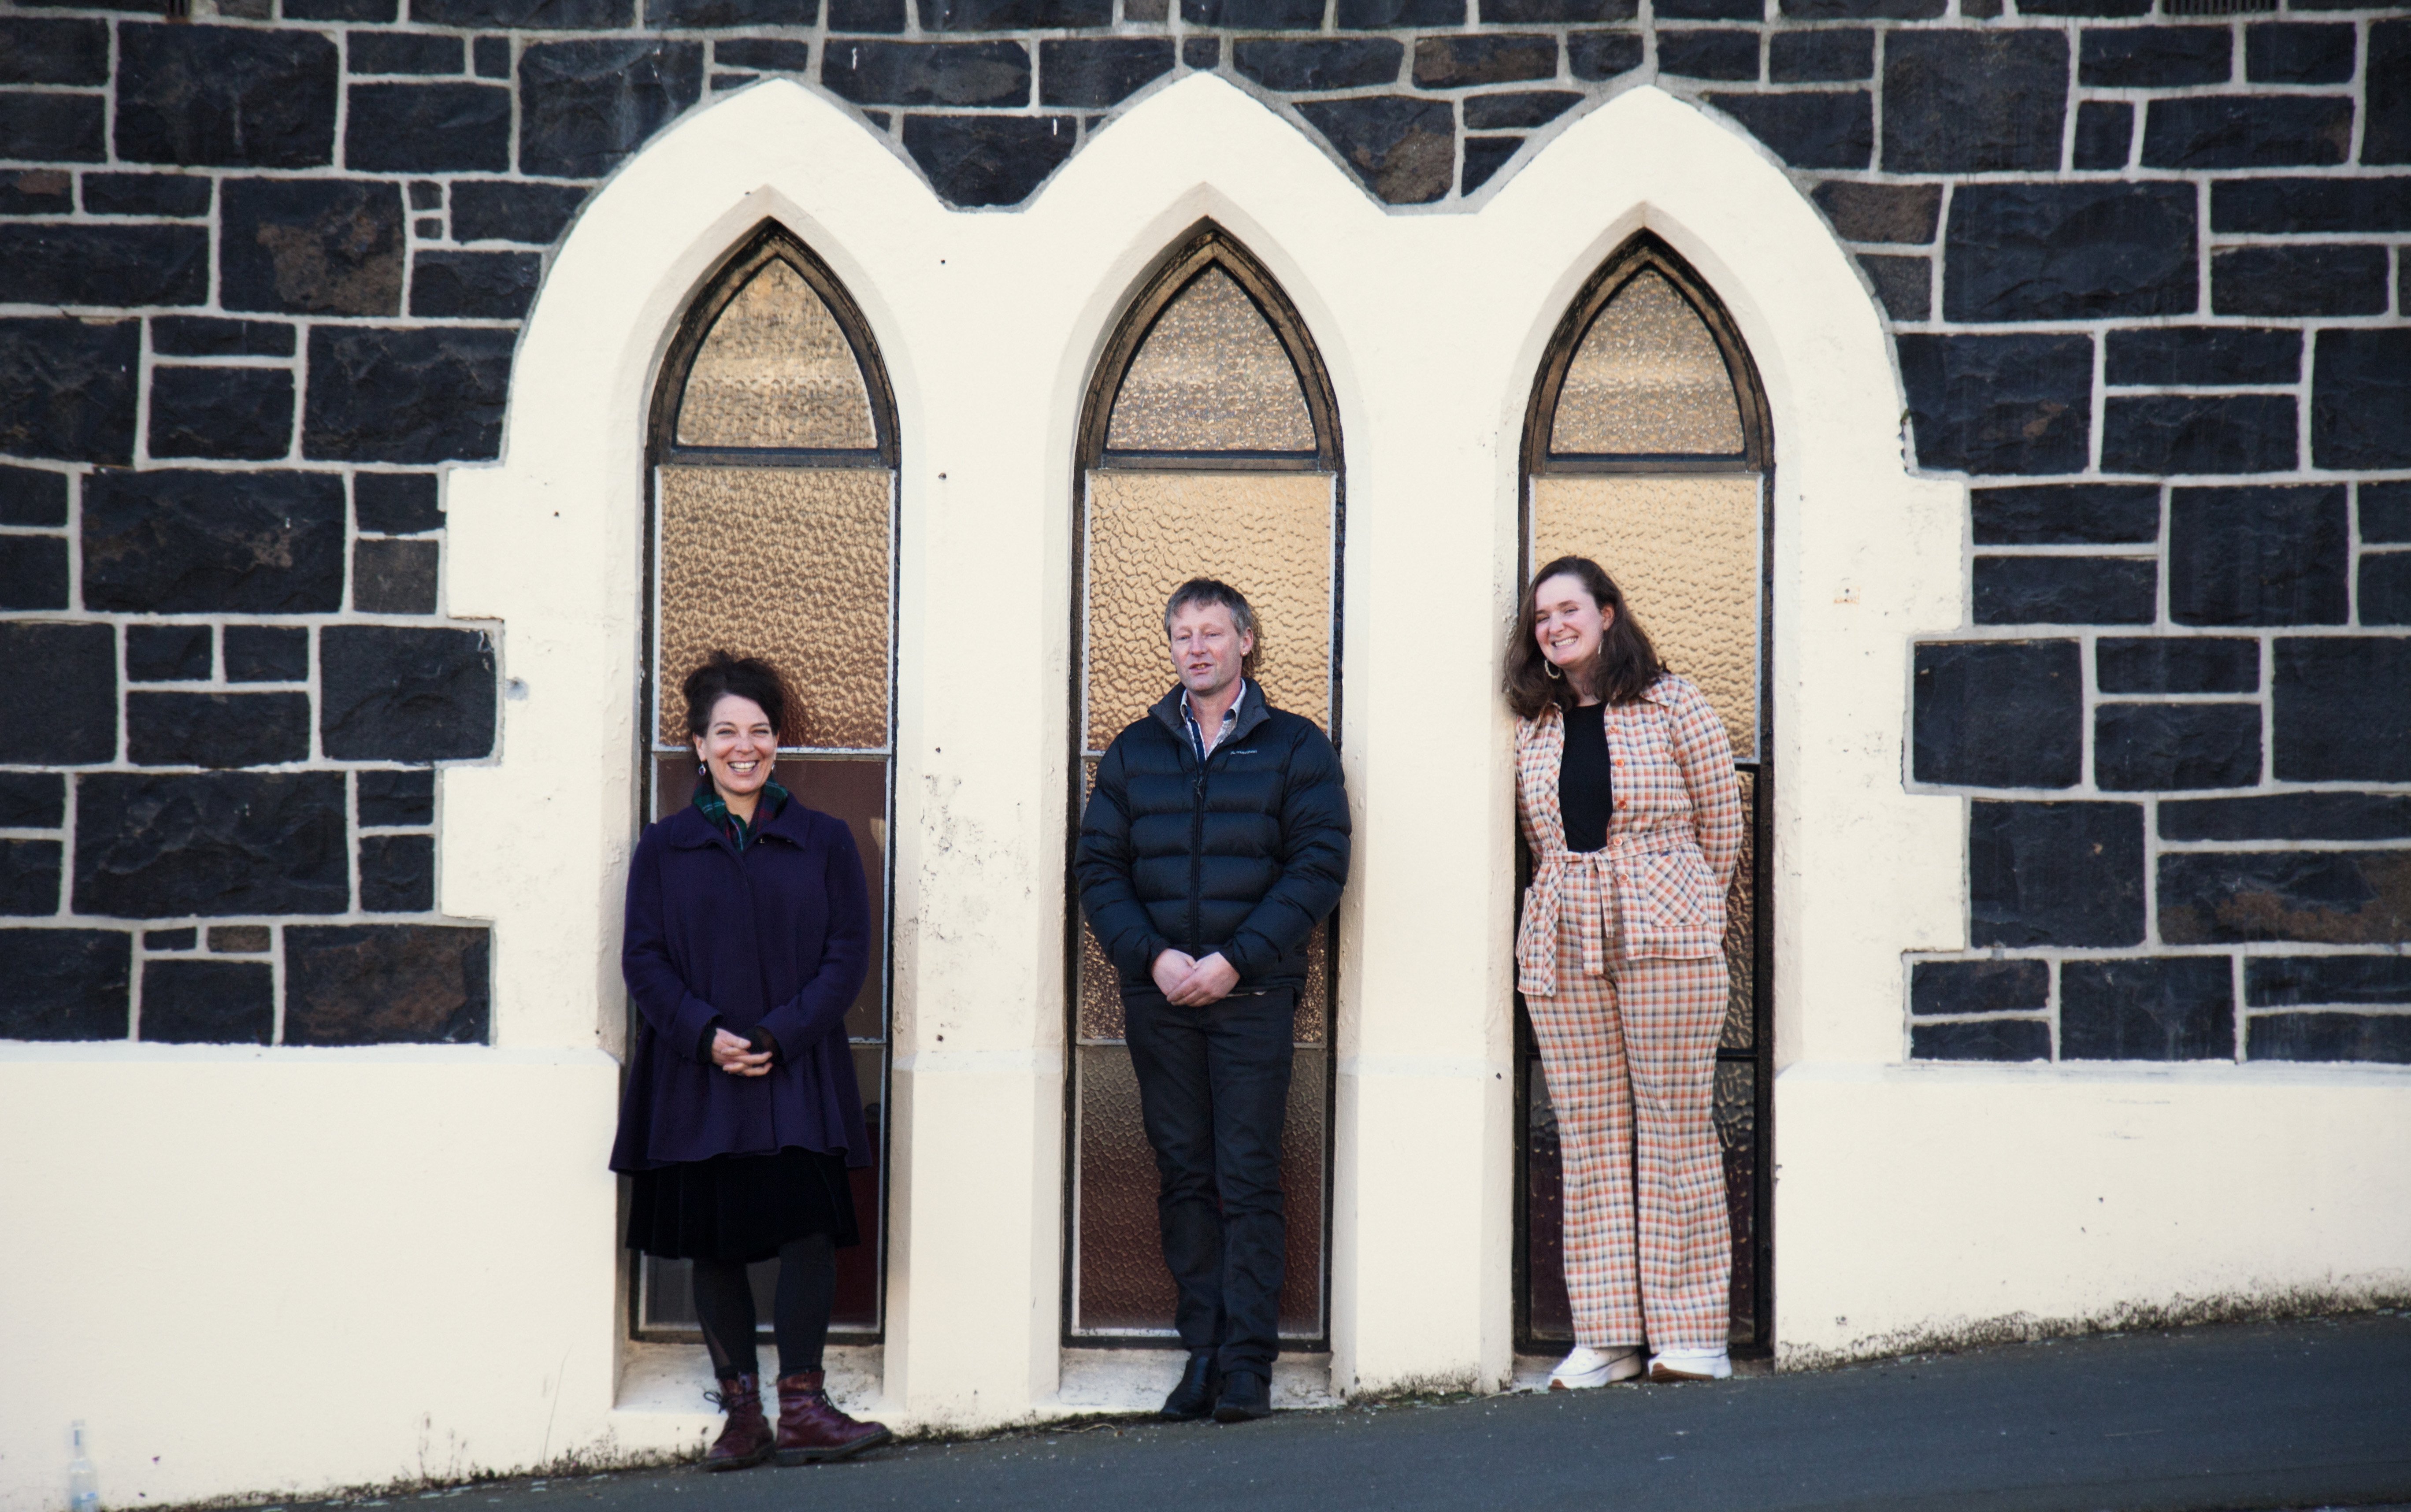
[0,0,2404,1056]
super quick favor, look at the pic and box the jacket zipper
[1186,742,1209,955]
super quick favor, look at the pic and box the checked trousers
[1527,866,1732,1352]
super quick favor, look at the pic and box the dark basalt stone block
[2095,701,2260,791]
[1180,0,1324,24]
[1882,30,2067,175]
[1300,97,1455,205]
[127,624,213,684]
[2165,793,2411,844]
[2248,1013,2411,1065]
[831,0,909,28]
[354,539,441,614]
[1943,181,2195,323]
[0,92,105,162]
[1910,1017,2050,1062]
[410,251,541,320]
[0,536,69,611]
[1913,640,2081,789]
[2273,636,2411,783]
[1483,0,1634,19]
[0,930,130,1041]
[1462,136,1520,194]
[1567,30,1643,79]
[347,32,466,75]
[2096,637,2255,695]
[1415,34,1558,87]
[716,39,812,71]
[1464,91,1580,130]
[1910,958,2047,1017]
[2105,326,2297,388]
[900,114,1075,206]
[83,469,344,615]
[1972,484,2158,546]
[2212,177,2411,235]
[2102,394,2297,478]
[2169,486,2346,628]
[651,0,818,22]
[1812,180,1940,244]
[1973,556,2155,626]
[0,465,69,528]
[73,772,348,918]
[2072,101,2133,170]
[0,319,138,465]
[0,224,210,309]
[2367,482,2411,544]
[2247,23,2354,85]
[1234,37,1403,90]
[2363,553,2411,626]
[152,317,294,359]
[1181,37,1220,67]
[1856,254,1926,319]
[139,959,273,1044]
[356,473,443,535]
[220,178,404,318]
[1040,40,1176,108]
[287,0,397,16]
[2367,20,2409,165]
[146,928,197,952]
[2061,956,2234,1061]
[823,39,1028,106]
[415,0,633,24]
[449,182,589,246]
[360,834,435,912]
[2311,329,2411,471]
[148,366,295,463]
[284,924,490,1045]
[1655,0,1755,16]
[209,925,272,952]
[2142,95,2354,170]
[2248,954,2411,1008]
[2079,26,2228,88]
[347,83,512,174]
[115,24,338,169]
[519,40,703,179]
[1782,0,1942,15]
[1971,800,2146,948]
[922,0,1107,22]
[2213,244,2388,317]
[1771,30,1871,82]
[359,769,437,826]
[1707,91,1873,170]
[0,623,115,765]
[0,773,65,829]
[225,625,309,682]
[1335,0,1458,19]
[304,326,514,464]
[320,625,496,762]
[2160,848,2411,945]
[128,692,311,768]
[0,840,63,915]
[0,18,110,85]
[1657,31,1758,82]
[0,169,73,216]
[1898,333,2092,476]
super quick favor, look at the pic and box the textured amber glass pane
[1532,474,1760,761]
[1295,925,1329,1046]
[1072,1043,1328,1337]
[658,466,891,750]
[676,259,877,450]
[1106,268,1314,454]
[1720,770,1755,1052]
[1083,471,1331,751]
[1715,1060,1755,1341]
[1550,270,1744,457]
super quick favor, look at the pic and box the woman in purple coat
[611,652,889,1469]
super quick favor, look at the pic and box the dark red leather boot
[773,1371,892,1464]
[701,1375,774,1471]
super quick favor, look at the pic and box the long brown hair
[1503,555,1665,718]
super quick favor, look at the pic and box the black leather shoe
[1211,1369,1272,1423]
[1159,1354,1220,1420]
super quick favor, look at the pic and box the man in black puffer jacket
[1076,578,1350,1427]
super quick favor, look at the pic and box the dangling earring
[1544,660,1563,681]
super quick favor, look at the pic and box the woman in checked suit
[1506,555,1747,1387]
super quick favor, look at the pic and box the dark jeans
[1122,986,1296,1379]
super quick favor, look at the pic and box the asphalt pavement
[446,1313,2411,1512]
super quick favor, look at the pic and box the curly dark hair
[1502,555,1665,719]
[681,651,800,747]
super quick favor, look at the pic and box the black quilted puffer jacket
[1075,681,1351,993]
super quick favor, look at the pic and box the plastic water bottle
[67,1422,98,1512]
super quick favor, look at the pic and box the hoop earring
[1544,661,1563,681]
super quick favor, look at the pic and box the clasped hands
[1150,949,1239,1007]
[711,1027,774,1077]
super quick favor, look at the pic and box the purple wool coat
[608,796,872,1174]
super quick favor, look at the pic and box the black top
[1559,700,1613,853]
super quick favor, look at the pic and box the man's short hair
[1163,578,1261,678]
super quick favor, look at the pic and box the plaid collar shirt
[1181,682,1247,763]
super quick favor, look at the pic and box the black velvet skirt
[625,1147,861,1264]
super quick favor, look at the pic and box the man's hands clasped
[1150,949,1241,1007]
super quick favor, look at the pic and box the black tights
[691,1233,838,1382]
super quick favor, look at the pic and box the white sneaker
[1548,1345,1643,1390]
[1647,1347,1733,1381]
